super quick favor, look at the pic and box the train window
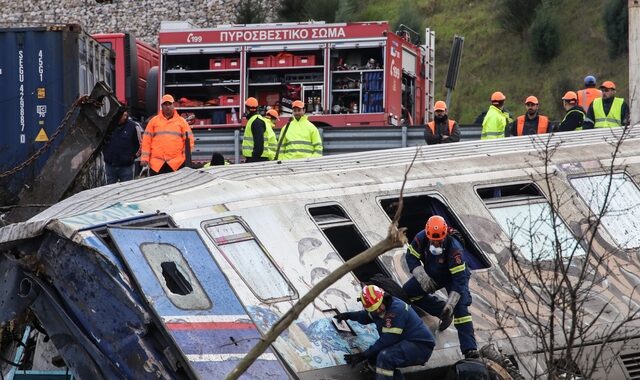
[204,218,297,303]
[140,242,212,310]
[571,173,640,249]
[379,195,491,269]
[478,183,586,260]
[309,204,389,282]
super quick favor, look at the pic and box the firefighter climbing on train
[335,285,435,379]
[402,215,479,359]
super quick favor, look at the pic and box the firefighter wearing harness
[402,215,479,359]
[335,285,435,379]
[424,100,461,145]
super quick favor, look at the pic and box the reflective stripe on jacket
[516,115,549,136]
[561,108,586,131]
[481,105,509,140]
[242,114,277,160]
[278,115,323,160]
[593,97,624,128]
[140,110,194,172]
[577,88,602,112]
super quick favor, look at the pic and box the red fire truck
[158,21,434,128]
[92,33,159,119]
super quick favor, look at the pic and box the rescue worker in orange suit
[424,100,461,145]
[481,91,512,139]
[402,215,479,359]
[577,75,602,112]
[558,91,586,132]
[507,96,551,136]
[141,94,194,175]
[335,285,435,379]
[585,81,630,129]
[242,97,276,163]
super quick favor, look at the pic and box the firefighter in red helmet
[335,285,435,379]
[403,215,479,359]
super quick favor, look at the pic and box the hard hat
[425,215,448,241]
[245,97,259,108]
[161,94,175,104]
[434,100,447,111]
[266,109,279,120]
[292,100,305,109]
[600,81,616,90]
[584,75,596,86]
[562,91,578,101]
[524,96,539,105]
[490,91,506,102]
[361,285,385,312]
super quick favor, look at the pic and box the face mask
[430,244,443,255]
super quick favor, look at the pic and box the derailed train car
[1,127,640,379]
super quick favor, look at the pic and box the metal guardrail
[192,124,483,163]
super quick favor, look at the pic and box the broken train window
[380,194,490,270]
[204,217,297,303]
[140,242,212,310]
[570,173,640,249]
[478,183,585,260]
[308,204,389,282]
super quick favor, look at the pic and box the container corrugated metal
[0,24,115,205]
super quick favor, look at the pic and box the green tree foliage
[277,0,307,22]
[496,0,543,37]
[305,0,340,22]
[234,0,267,24]
[393,0,425,44]
[529,5,560,64]
[603,0,628,58]
[277,0,361,22]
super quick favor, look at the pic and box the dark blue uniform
[403,230,477,354]
[343,297,434,379]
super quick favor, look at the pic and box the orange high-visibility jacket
[577,88,602,112]
[141,110,194,172]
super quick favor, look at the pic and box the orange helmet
[491,91,506,102]
[292,100,305,109]
[425,215,448,241]
[600,80,616,90]
[361,285,385,312]
[245,97,259,108]
[562,91,578,102]
[524,95,539,105]
[266,109,279,119]
[434,100,447,112]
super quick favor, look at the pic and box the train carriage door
[107,227,290,379]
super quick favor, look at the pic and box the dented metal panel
[107,227,290,379]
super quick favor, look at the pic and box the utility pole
[630,0,640,125]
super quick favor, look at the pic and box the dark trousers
[105,164,134,184]
[403,277,477,353]
[150,162,182,176]
[374,340,433,380]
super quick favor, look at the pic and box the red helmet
[425,215,448,241]
[361,285,384,312]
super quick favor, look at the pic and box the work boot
[464,349,480,359]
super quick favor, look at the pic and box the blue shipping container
[0,24,115,205]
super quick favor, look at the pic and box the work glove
[334,312,353,322]
[438,290,461,331]
[344,352,366,367]
[412,266,438,293]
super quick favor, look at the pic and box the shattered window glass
[204,219,297,302]
[571,173,640,249]
[141,242,212,310]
